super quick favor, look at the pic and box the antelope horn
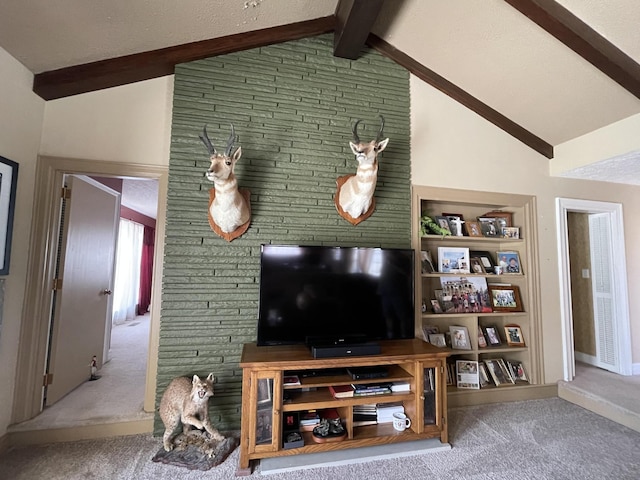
[199,125,216,156]
[376,115,385,143]
[352,119,363,144]
[225,124,236,157]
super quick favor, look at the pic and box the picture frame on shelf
[420,250,435,274]
[504,324,526,347]
[437,247,470,274]
[512,362,529,382]
[470,250,495,272]
[496,251,523,274]
[422,324,439,342]
[466,221,482,237]
[430,299,443,314]
[456,360,480,389]
[0,156,19,275]
[477,328,488,348]
[484,358,515,387]
[470,257,486,274]
[444,214,465,236]
[483,325,502,346]
[477,217,499,237]
[439,276,492,313]
[488,284,524,312]
[449,325,472,350]
[434,216,452,235]
[482,210,513,227]
[478,363,491,387]
[429,333,447,348]
[502,226,520,239]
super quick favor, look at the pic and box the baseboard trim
[7,418,153,448]
[448,384,557,408]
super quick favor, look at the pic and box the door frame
[556,198,632,381]
[12,155,167,423]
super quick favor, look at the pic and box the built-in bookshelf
[411,186,545,407]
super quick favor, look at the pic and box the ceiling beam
[333,0,385,59]
[505,0,640,100]
[367,34,553,159]
[32,16,335,101]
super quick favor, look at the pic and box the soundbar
[310,342,381,359]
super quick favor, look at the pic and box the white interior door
[588,213,619,374]
[45,175,120,406]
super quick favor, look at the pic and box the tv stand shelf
[238,339,450,474]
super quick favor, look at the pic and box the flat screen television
[256,245,415,346]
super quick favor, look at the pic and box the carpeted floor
[2,397,640,480]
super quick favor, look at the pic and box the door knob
[102,289,113,295]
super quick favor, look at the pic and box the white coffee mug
[393,412,411,431]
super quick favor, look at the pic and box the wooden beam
[33,16,335,100]
[334,0,384,59]
[367,34,554,159]
[504,0,640,100]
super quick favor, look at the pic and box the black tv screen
[257,245,415,346]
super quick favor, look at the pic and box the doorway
[556,198,632,381]
[12,156,167,427]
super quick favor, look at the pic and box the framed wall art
[488,284,524,312]
[0,156,18,276]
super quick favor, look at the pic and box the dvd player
[347,365,389,380]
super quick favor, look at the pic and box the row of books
[448,358,529,389]
[353,402,404,426]
[329,381,410,399]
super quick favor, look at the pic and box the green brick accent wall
[157,34,411,432]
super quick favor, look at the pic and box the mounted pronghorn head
[199,124,242,183]
[349,115,389,167]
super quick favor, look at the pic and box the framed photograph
[444,214,464,236]
[477,217,499,237]
[440,276,492,313]
[257,378,273,405]
[430,299,443,314]
[429,333,446,347]
[513,362,529,382]
[470,250,496,272]
[488,284,524,312]
[470,257,486,274]
[256,408,273,444]
[484,359,515,387]
[482,210,513,227]
[420,250,435,274]
[466,221,482,237]
[434,216,452,235]
[0,156,19,275]
[504,324,526,347]
[437,247,470,274]
[422,324,439,341]
[502,226,520,239]
[483,325,502,346]
[478,363,491,387]
[496,251,522,274]
[456,360,480,389]
[449,325,472,350]
[477,328,488,348]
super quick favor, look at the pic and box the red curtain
[137,226,155,315]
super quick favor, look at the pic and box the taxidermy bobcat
[159,373,224,451]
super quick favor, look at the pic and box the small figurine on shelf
[89,355,100,381]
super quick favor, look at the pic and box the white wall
[0,47,45,436]
[411,76,640,381]
[40,76,174,165]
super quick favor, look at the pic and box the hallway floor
[10,314,152,432]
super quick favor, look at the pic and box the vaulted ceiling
[1,0,639,167]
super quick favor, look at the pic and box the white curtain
[112,219,143,325]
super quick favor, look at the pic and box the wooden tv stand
[237,339,450,474]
